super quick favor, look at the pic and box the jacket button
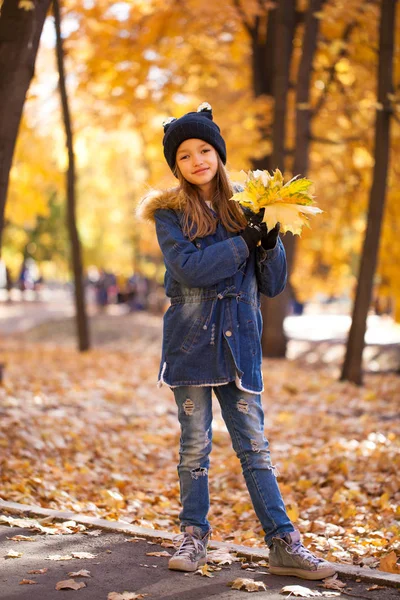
[225,330,232,337]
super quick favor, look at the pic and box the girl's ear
[162,117,177,132]
[197,102,213,119]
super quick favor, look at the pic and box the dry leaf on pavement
[19,579,37,585]
[47,554,74,561]
[107,593,148,600]
[84,529,102,536]
[208,548,238,565]
[7,535,36,542]
[229,578,268,592]
[195,564,214,577]
[319,575,346,590]
[5,550,22,558]
[280,585,322,597]
[68,569,92,577]
[145,551,171,557]
[55,579,86,590]
[367,584,387,590]
[28,568,48,574]
[71,551,98,559]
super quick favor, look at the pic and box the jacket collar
[136,188,183,222]
[136,183,245,223]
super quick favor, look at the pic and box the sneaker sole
[269,565,336,580]
[168,556,207,572]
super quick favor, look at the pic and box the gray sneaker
[269,530,336,580]
[168,526,210,572]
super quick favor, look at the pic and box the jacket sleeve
[256,237,287,297]
[155,209,249,288]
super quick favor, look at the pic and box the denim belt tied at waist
[171,286,257,332]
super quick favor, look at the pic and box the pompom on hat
[162,102,227,176]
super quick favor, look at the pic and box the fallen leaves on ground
[208,548,238,565]
[7,534,36,541]
[195,564,214,577]
[145,550,170,557]
[318,575,346,590]
[280,585,340,597]
[0,515,86,535]
[367,584,387,590]
[379,550,400,574]
[19,579,37,585]
[28,568,48,574]
[68,569,92,577]
[107,593,147,600]
[5,550,22,558]
[55,579,86,590]
[0,315,399,564]
[229,577,268,592]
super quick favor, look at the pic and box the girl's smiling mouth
[193,167,209,174]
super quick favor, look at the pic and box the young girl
[138,103,335,581]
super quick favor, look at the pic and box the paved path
[1,501,399,600]
[1,525,399,600]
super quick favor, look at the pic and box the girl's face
[176,138,218,192]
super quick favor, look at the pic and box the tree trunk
[54,0,90,352]
[250,9,276,173]
[0,0,51,249]
[260,0,296,357]
[341,0,396,385]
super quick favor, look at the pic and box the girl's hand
[241,213,264,252]
[260,222,281,251]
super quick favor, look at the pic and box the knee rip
[237,398,249,414]
[183,398,194,416]
[191,467,208,480]
[268,464,280,477]
[250,438,261,453]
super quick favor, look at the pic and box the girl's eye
[179,155,189,160]
[202,149,210,153]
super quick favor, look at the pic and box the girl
[138,103,335,581]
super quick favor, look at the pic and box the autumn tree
[341,0,397,385]
[54,0,90,351]
[0,0,51,249]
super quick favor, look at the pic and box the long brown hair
[176,155,247,240]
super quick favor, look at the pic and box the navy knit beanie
[162,102,226,176]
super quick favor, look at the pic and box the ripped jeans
[173,382,295,546]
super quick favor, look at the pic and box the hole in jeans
[183,398,194,416]
[237,398,249,414]
[191,467,208,480]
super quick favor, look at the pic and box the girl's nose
[193,154,204,166]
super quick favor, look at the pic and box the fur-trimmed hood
[136,183,245,223]
[136,188,183,223]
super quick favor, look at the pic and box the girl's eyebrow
[177,142,208,155]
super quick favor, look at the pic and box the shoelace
[173,533,204,558]
[287,541,323,567]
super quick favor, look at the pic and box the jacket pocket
[180,315,206,353]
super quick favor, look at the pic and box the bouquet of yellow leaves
[230,169,322,236]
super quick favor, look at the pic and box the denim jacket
[137,187,287,393]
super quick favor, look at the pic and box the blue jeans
[173,382,295,546]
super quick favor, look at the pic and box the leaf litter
[0,331,399,564]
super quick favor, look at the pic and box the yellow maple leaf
[195,564,214,577]
[230,169,322,235]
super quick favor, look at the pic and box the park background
[0,0,399,575]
